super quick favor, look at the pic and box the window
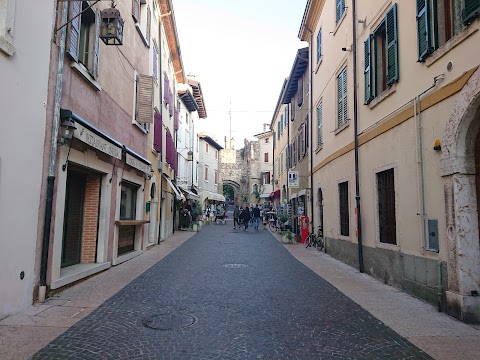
[317,102,323,147]
[292,140,297,167]
[204,166,208,182]
[297,133,302,161]
[120,182,138,220]
[205,142,209,154]
[280,115,284,135]
[317,29,322,62]
[277,122,280,140]
[67,1,100,79]
[264,152,269,163]
[0,0,15,56]
[298,76,304,106]
[336,0,345,23]
[265,138,269,144]
[132,0,151,46]
[215,149,218,159]
[377,168,396,244]
[265,172,271,184]
[337,67,348,128]
[417,0,479,62]
[214,171,218,185]
[152,41,158,80]
[339,181,349,236]
[291,97,296,120]
[284,106,289,126]
[364,4,398,103]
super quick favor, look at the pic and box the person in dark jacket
[240,206,251,231]
[233,206,240,229]
[252,204,261,230]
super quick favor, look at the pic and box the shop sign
[126,153,151,174]
[74,126,122,159]
[288,171,299,188]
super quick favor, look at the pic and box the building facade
[299,0,480,322]
[0,0,56,319]
[198,134,225,209]
[254,127,274,203]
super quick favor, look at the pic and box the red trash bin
[300,216,309,244]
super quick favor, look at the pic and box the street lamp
[100,6,124,45]
[59,118,76,145]
[187,150,193,161]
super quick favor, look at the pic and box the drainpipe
[158,19,164,244]
[38,0,69,303]
[352,0,364,273]
[307,28,315,234]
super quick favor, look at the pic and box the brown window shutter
[132,0,140,22]
[137,74,154,123]
[146,6,151,46]
[67,1,82,62]
[93,10,101,79]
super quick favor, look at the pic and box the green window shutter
[342,68,348,125]
[277,122,280,140]
[364,36,373,104]
[67,1,81,62]
[337,72,343,128]
[386,3,399,85]
[463,0,480,24]
[280,114,284,134]
[417,0,431,62]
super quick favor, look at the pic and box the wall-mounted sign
[288,171,299,188]
[126,153,151,174]
[74,125,122,159]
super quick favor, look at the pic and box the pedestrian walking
[252,204,261,230]
[233,206,240,229]
[240,206,251,231]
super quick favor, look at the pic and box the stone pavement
[0,222,478,359]
[0,231,195,360]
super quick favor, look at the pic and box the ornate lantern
[100,7,124,45]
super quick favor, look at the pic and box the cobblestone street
[30,224,432,359]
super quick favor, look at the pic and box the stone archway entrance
[222,179,240,204]
[441,66,480,323]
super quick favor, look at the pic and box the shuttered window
[417,0,432,62]
[277,121,280,140]
[146,6,151,46]
[339,181,349,236]
[386,4,399,85]
[377,168,396,244]
[291,97,296,120]
[364,36,373,104]
[317,29,322,62]
[135,74,154,124]
[153,112,162,153]
[317,102,323,147]
[132,0,140,22]
[67,2,100,79]
[264,153,268,163]
[337,67,348,128]
[336,0,345,23]
[298,77,304,106]
[464,0,480,24]
[153,42,158,79]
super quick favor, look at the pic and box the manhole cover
[142,313,197,330]
[224,264,247,268]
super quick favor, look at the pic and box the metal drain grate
[142,313,197,330]
[224,264,247,268]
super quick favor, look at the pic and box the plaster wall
[0,0,55,319]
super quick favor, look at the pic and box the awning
[179,186,199,199]
[269,190,280,199]
[163,175,185,200]
[205,191,226,202]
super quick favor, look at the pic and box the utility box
[427,219,439,252]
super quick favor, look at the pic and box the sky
[173,0,308,148]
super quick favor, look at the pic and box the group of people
[233,204,265,231]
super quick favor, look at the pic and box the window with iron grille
[337,67,348,128]
[377,168,396,244]
[339,181,349,236]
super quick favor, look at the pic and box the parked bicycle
[305,226,324,251]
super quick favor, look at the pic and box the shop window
[339,181,349,236]
[377,168,396,245]
[118,182,138,255]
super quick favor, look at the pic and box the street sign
[288,171,299,188]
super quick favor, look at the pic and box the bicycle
[305,226,325,251]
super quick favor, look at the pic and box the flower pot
[192,224,198,232]
[281,235,290,244]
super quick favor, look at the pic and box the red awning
[270,190,280,199]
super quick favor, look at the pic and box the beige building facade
[254,127,274,203]
[299,0,480,322]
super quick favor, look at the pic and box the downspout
[287,104,290,206]
[158,18,164,244]
[309,31,314,234]
[352,0,364,273]
[39,0,69,302]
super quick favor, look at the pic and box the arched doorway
[222,179,240,205]
[440,67,480,322]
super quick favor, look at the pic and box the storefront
[49,110,151,289]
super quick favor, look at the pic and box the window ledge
[71,62,101,91]
[315,144,323,153]
[367,84,397,109]
[135,23,150,48]
[334,120,350,135]
[333,11,347,36]
[425,25,478,67]
[133,120,149,134]
[338,234,350,241]
[315,56,323,74]
[0,35,15,56]
[375,241,400,251]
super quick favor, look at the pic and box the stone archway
[440,66,480,323]
[222,179,241,204]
